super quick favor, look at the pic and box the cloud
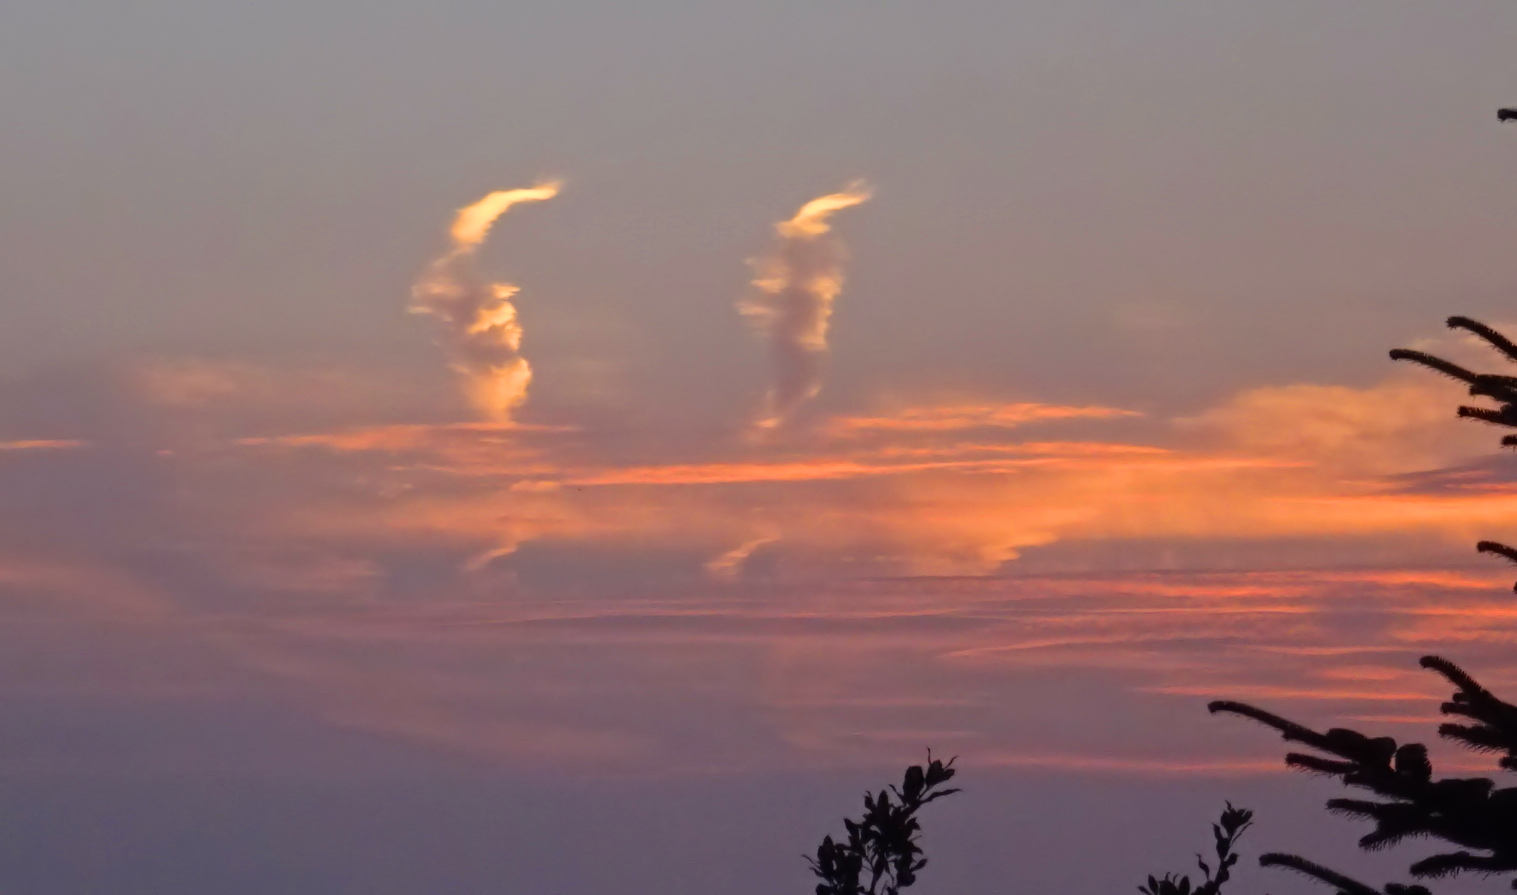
[0,556,172,621]
[527,444,1240,489]
[1178,375,1492,475]
[11,404,1517,776]
[824,402,1138,436]
[975,753,1281,776]
[0,440,85,452]
[21,287,1517,783]
[206,375,1517,578]
[129,358,283,409]
[740,182,872,430]
[119,356,440,435]
[705,533,778,580]
[410,183,562,421]
[235,421,570,454]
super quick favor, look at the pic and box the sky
[3,1,1517,892]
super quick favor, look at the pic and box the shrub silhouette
[806,753,959,895]
[806,760,1257,894]
[1139,802,1255,895]
[1211,317,1517,894]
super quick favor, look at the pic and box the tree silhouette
[1390,315,1517,589]
[806,753,959,895]
[1139,803,1255,895]
[1211,317,1517,894]
[805,759,1259,895]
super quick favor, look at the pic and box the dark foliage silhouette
[807,758,1254,895]
[1391,316,1517,446]
[807,753,959,895]
[1210,657,1517,894]
[1139,802,1255,895]
[1210,317,1517,894]
[1389,315,1517,589]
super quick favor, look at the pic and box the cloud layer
[5,189,1516,790]
[6,329,1517,788]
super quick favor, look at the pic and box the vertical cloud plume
[411,183,562,420]
[740,181,873,430]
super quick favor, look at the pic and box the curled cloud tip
[449,182,563,249]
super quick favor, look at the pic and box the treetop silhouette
[1212,317,1517,894]
[1139,802,1255,895]
[807,753,960,895]
[1390,315,1517,589]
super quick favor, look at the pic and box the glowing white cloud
[411,183,562,420]
[740,181,872,430]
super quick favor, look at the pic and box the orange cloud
[0,557,171,620]
[1180,374,1493,475]
[740,182,872,430]
[213,371,1517,578]
[411,182,562,421]
[447,184,562,248]
[547,449,1247,489]
[825,402,1138,436]
[0,439,85,452]
[236,421,570,454]
[26,317,1517,781]
[129,358,277,408]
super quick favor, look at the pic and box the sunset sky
[4,2,1517,892]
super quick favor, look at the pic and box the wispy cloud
[740,182,872,430]
[235,421,571,454]
[825,402,1138,436]
[1178,375,1491,475]
[20,339,1517,777]
[0,439,85,452]
[705,533,778,580]
[411,183,562,420]
[201,372,1517,577]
